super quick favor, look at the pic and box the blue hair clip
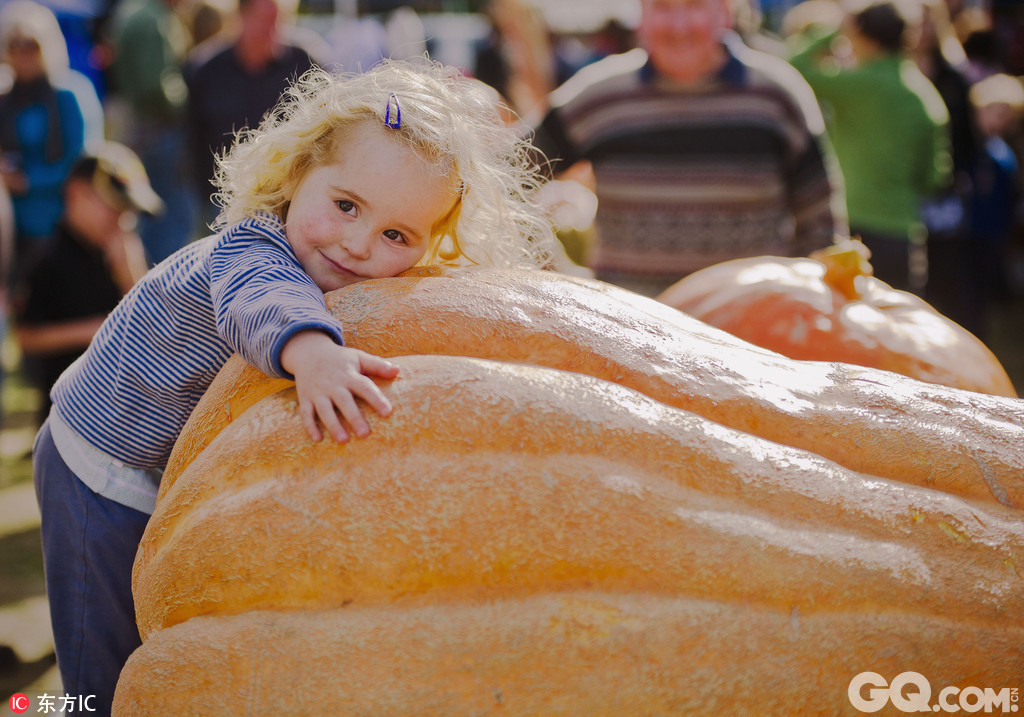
[384,92,401,129]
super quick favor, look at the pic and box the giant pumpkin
[657,240,1016,397]
[114,269,1024,715]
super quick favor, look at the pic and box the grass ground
[0,335,61,710]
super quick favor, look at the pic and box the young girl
[33,59,557,713]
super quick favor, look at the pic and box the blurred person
[910,0,982,327]
[0,175,13,428]
[109,0,196,265]
[185,0,328,230]
[189,0,228,46]
[0,176,12,291]
[957,11,1000,83]
[789,0,952,292]
[0,1,105,146]
[554,18,637,83]
[963,73,1024,338]
[323,13,387,73]
[384,5,427,62]
[781,0,839,35]
[732,0,789,56]
[474,0,557,123]
[910,0,974,198]
[0,0,102,275]
[12,141,162,424]
[530,0,844,297]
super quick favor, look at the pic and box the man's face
[639,0,730,83]
[241,0,282,43]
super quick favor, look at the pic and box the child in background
[14,142,159,424]
[966,72,1024,339]
[33,59,558,714]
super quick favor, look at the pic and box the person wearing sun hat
[12,140,163,423]
[83,140,165,218]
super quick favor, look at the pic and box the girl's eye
[336,200,356,214]
[383,229,407,245]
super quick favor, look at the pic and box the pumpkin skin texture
[163,267,1024,510]
[118,596,1024,716]
[116,355,1024,715]
[656,242,1016,397]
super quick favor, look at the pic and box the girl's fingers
[358,352,401,379]
[350,375,393,418]
[298,358,398,443]
[313,396,350,443]
[332,390,370,439]
[299,401,324,443]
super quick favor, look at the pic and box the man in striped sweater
[531,0,847,296]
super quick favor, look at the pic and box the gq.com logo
[849,672,1020,713]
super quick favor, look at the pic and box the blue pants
[33,419,150,716]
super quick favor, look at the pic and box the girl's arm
[211,232,345,374]
[280,330,399,443]
[210,220,396,442]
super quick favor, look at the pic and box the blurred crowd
[3,0,1024,421]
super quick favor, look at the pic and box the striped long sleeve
[51,215,345,468]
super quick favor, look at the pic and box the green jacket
[790,31,952,240]
[111,0,190,124]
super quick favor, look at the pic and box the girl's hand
[280,330,400,443]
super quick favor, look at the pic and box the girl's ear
[281,174,299,203]
[281,156,315,205]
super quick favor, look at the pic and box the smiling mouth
[320,251,360,278]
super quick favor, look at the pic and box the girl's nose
[342,231,372,260]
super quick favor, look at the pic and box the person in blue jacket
[0,0,97,275]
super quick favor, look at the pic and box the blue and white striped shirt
[51,214,345,470]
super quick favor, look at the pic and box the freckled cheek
[375,251,412,277]
[288,217,330,253]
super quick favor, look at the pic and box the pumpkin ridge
[326,271,1024,505]
[134,356,1024,642]
[115,593,1024,715]
[163,271,1024,508]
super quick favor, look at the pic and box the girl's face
[285,121,455,293]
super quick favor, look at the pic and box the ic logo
[9,693,30,714]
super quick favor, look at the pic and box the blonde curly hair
[213,59,557,269]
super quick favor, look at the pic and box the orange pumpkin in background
[657,240,1017,397]
[113,269,1024,715]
